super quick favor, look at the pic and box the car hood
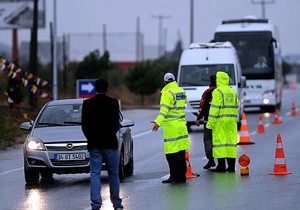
[31,126,86,143]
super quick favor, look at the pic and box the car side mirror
[20,121,32,131]
[120,119,135,128]
[238,76,247,88]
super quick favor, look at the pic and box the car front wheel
[118,147,125,180]
[124,142,134,177]
[24,166,40,185]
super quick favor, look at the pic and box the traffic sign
[76,79,96,98]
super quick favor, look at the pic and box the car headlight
[26,138,46,150]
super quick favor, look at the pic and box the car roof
[46,98,86,106]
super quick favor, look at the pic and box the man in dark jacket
[81,78,123,210]
[196,75,216,169]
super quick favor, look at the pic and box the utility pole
[62,34,68,89]
[29,0,38,108]
[251,0,275,19]
[103,24,107,52]
[136,17,140,62]
[152,15,170,58]
[12,29,18,60]
[190,0,194,44]
[52,0,58,100]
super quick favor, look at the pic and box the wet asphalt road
[1,84,300,210]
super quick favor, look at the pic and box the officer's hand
[195,120,200,126]
[151,121,159,132]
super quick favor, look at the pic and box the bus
[213,16,283,112]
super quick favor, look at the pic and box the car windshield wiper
[38,122,81,127]
[37,122,64,127]
[63,121,81,125]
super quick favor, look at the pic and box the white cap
[164,73,175,82]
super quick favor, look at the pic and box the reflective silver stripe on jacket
[208,114,238,118]
[168,90,177,108]
[158,113,167,118]
[160,104,170,110]
[213,144,237,148]
[211,104,238,109]
[160,103,185,110]
[169,106,185,110]
[211,104,221,109]
[164,134,189,142]
[217,89,225,106]
[165,115,185,119]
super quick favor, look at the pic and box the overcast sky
[0,0,299,56]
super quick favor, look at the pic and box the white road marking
[0,167,23,176]
[132,130,155,138]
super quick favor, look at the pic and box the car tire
[118,147,125,180]
[261,105,276,112]
[41,171,54,183]
[124,142,134,177]
[24,165,40,185]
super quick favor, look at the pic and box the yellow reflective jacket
[206,71,239,158]
[154,81,190,154]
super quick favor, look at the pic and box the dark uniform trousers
[165,150,186,181]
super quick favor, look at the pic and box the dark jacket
[81,94,120,151]
[197,86,216,122]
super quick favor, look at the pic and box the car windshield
[36,104,82,127]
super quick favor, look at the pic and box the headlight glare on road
[27,138,46,150]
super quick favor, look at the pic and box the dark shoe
[210,168,226,173]
[203,159,216,169]
[162,178,174,183]
[226,168,235,172]
[174,179,186,184]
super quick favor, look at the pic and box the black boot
[210,158,226,172]
[203,158,216,169]
[226,158,236,172]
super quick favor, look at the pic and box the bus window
[214,31,275,79]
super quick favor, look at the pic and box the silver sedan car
[20,98,134,184]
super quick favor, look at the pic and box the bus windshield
[214,31,274,79]
[179,64,236,87]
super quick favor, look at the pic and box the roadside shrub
[0,106,38,150]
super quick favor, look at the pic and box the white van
[177,42,246,130]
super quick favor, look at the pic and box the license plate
[54,153,86,161]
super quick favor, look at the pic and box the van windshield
[178,64,236,87]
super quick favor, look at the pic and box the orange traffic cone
[238,112,255,145]
[185,150,199,179]
[270,134,292,175]
[290,101,298,116]
[257,114,265,133]
[272,108,282,124]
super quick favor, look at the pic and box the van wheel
[261,105,276,113]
